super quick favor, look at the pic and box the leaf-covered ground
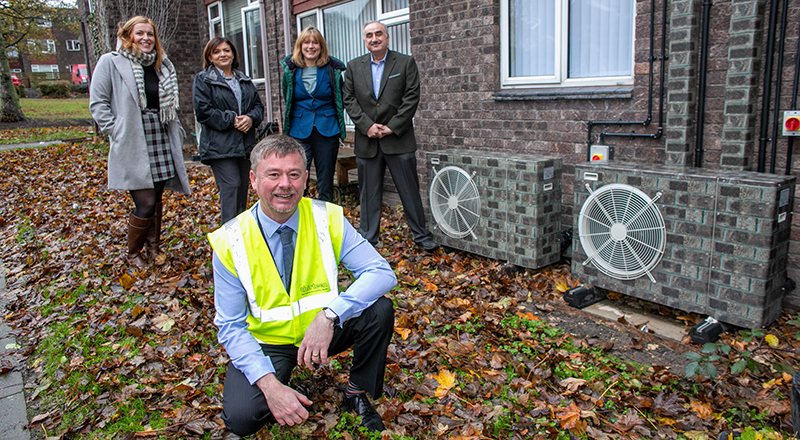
[0,141,798,439]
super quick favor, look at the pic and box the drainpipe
[757,0,781,172]
[282,0,292,56]
[769,0,789,174]
[694,0,712,167]
[785,19,800,175]
[259,0,274,123]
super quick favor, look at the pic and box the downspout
[769,0,789,173]
[259,0,274,123]
[282,0,292,56]
[757,0,781,172]
[585,0,666,159]
[693,0,712,167]
[785,18,800,175]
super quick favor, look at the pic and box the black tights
[129,181,166,218]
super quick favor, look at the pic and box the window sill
[492,86,633,101]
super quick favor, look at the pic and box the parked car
[11,74,21,86]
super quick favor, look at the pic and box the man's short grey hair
[250,134,308,171]
[362,21,387,33]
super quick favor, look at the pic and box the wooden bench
[335,153,357,186]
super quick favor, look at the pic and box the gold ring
[312,354,319,357]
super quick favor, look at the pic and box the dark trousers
[357,149,433,246]
[220,297,394,437]
[209,157,251,224]
[296,127,340,203]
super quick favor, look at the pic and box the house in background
[9,10,86,86]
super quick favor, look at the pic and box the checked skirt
[142,110,176,183]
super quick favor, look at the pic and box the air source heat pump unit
[426,149,562,270]
[572,161,795,328]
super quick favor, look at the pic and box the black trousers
[296,127,340,203]
[357,149,433,246]
[220,296,394,437]
[209,157,251,224]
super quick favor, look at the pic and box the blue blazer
[288,66,340,139]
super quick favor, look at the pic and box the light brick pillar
[665,0,703,166]
[720,0,763,170]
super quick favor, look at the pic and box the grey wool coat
[89,52,191,195]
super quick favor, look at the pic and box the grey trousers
[209,157,251,224]
[356,149,433,246]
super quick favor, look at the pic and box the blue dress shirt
[371,54,385,99]
[212,203,397,385]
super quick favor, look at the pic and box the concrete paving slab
[0,391,31,440]
[582,300,687,342]
[0,371,24,399]
[0,258,30,439]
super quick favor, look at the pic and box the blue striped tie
[278,226,294,292]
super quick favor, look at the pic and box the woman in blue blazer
[281,27,346,202]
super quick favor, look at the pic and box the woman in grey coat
[90,16,191,268]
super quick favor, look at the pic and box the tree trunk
[0,35,26,123]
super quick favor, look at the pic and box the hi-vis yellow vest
[208,198,344,345]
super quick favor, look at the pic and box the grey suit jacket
[343,50,420,158]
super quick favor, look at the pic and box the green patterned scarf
[118,47,179,124]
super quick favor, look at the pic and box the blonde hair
[117,16,164,70]
[291,27,330,68]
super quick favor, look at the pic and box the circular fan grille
[578,183,666,281]
[429,166,481,238]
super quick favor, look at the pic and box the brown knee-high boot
[127,214,152,268]
[146,202,162,258]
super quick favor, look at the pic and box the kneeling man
[209,135,397,436]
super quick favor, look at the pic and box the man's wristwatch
[323,307,340,326]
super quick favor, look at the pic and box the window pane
[382,0,408,13]
[509,0,555,77]
[244,8,263,79]
[210,4,219,19]
[300,14,317,30]
[323,0,376,64]
[569,0,633,78]
[387,22,409,55]
[212,22,222,38]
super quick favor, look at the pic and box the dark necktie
[278,226,294,292]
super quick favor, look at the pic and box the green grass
[0,126,93,145]
[19,98,91,121]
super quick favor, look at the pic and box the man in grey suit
[343,21,438,252]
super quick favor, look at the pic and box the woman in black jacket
[193,37,264,224]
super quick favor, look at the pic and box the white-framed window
[11,69,22,73]
[500,0,635,89]
[37,17,52,27]
[297,0,410,127]
[45,39,56,53]
[31,64,59,73]
[241,3,264,81]
[208,2,224,39]
[297,0,410,66]
[66,40,81,51]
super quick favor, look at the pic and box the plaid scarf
[118,47,179,124]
